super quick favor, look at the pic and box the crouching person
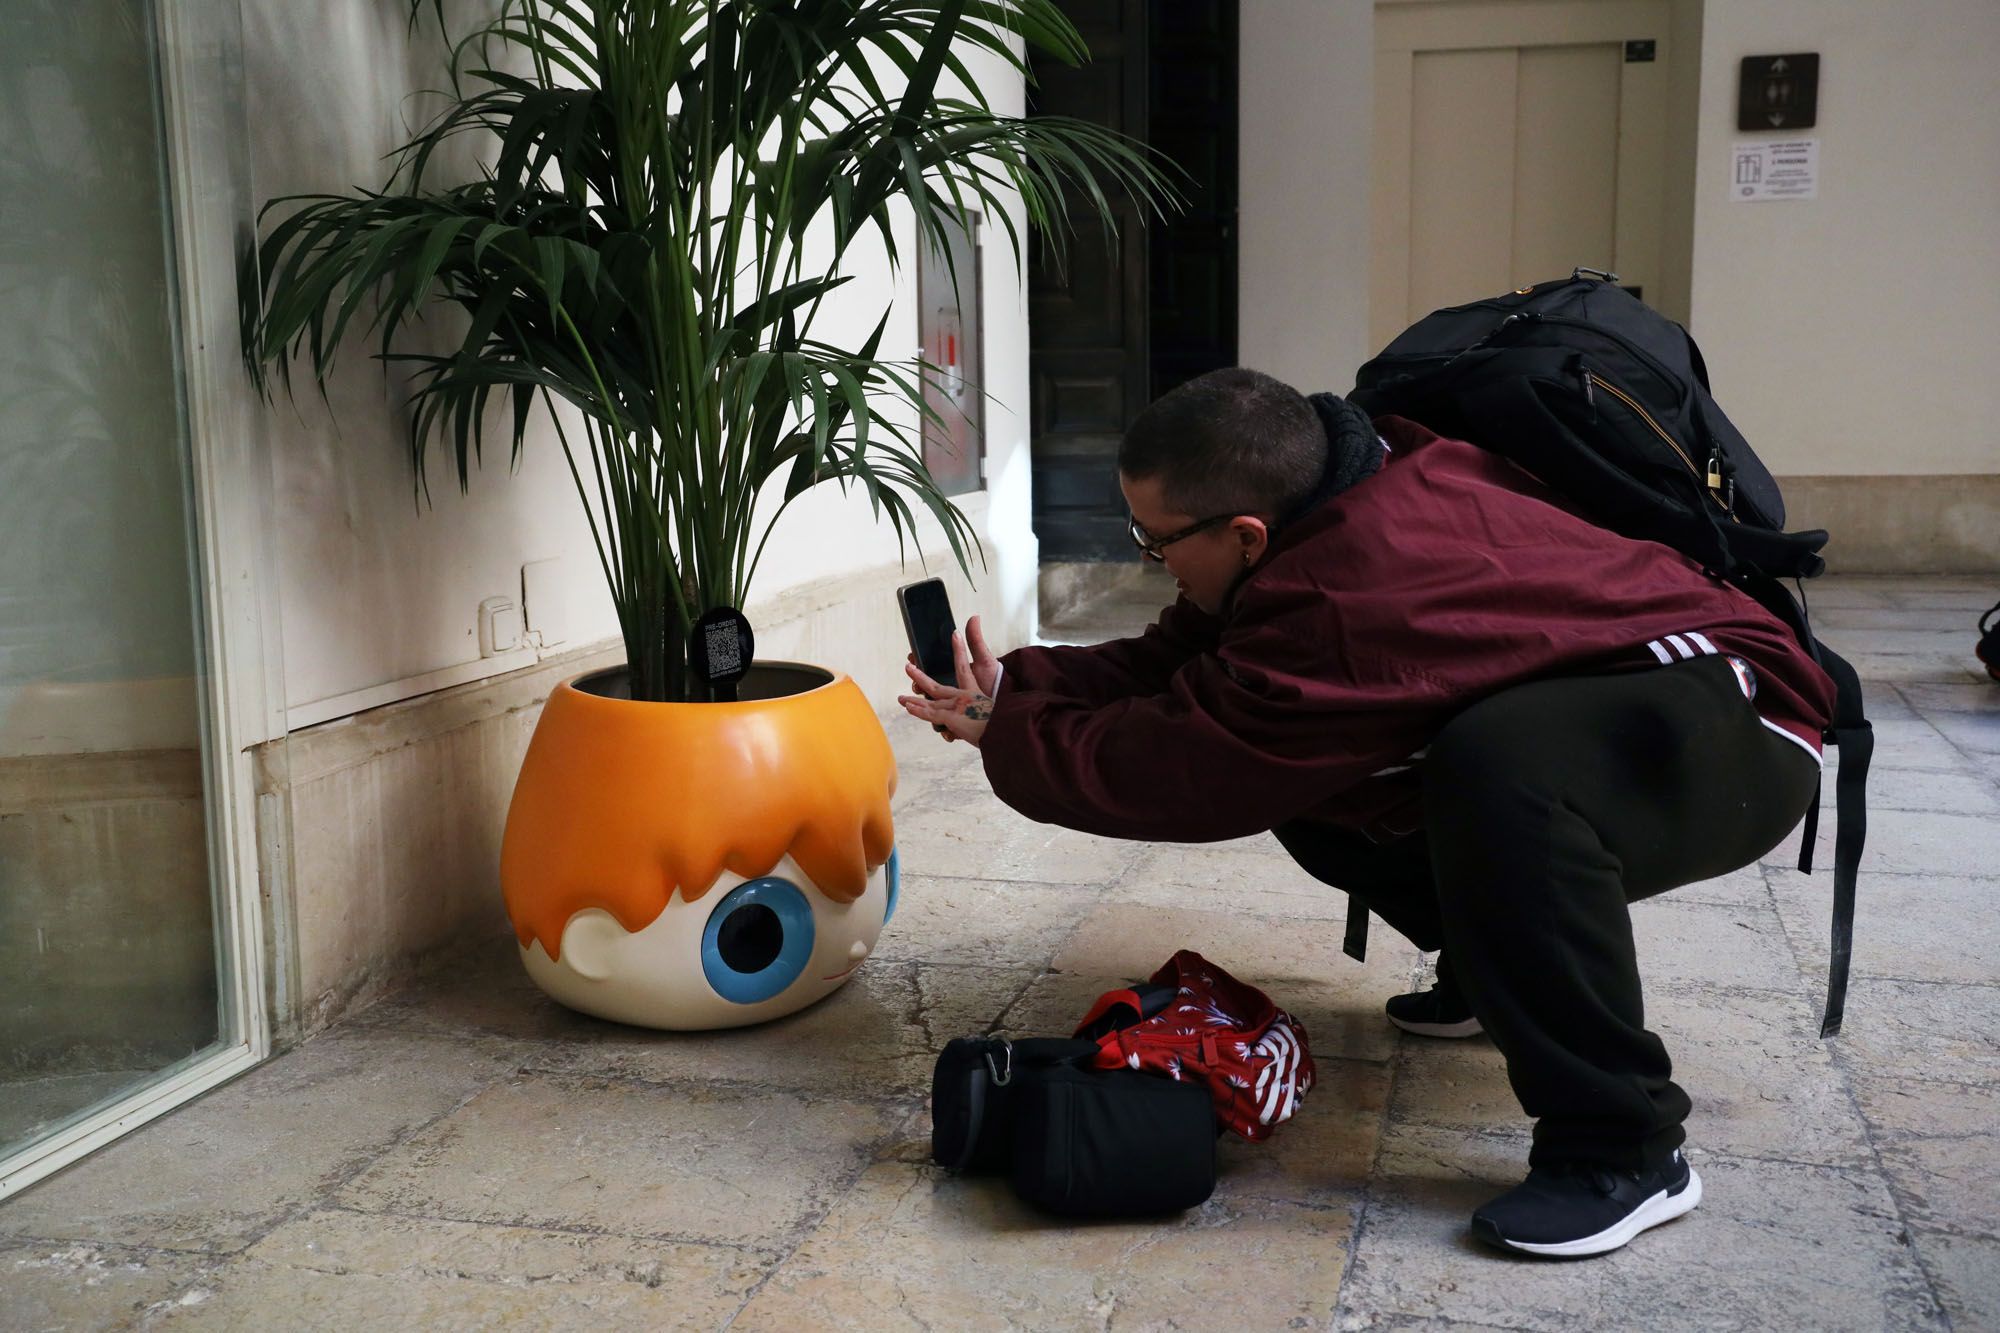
[897,367,1831,1257]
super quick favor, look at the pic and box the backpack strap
[1810,642,1873,1038]
[1342,903,1369,962]
[1736,573,1872,1038]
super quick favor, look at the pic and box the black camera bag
[1005,1060,1217,1217]
[930,983,1218,1217]
[930,1035,1099,1174]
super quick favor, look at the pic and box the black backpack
[1348,269,1873,1038]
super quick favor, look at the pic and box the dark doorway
[1027,0,1239,562]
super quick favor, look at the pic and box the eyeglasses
[1127,511,1238,562]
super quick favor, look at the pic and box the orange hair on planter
[502,670,897,961]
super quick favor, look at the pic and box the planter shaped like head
[502,662,899,1030]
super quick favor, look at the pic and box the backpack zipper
[1583,370,1736,519]
[1379,284,1592,376]
[1509,312,1685,397]
[1390,302,1753,523]
[1495,310,1745,520]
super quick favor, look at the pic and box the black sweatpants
[1274,654,1821,1172]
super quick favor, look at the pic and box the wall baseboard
[1779,474,2000,574]
[1038,559,1163,627]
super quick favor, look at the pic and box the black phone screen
[900,578,957,688]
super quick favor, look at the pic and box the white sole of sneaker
[1388,1014,1484,1038]
[1496,1167,1703,1258]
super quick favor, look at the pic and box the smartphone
[897,577,958,690]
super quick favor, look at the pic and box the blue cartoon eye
[884,847,901,924]
[701,878,816,1004]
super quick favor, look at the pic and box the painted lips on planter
[502,661,899,1030]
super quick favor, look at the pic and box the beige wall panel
[1609,33,1669,297]
[1409,48,1519,320]
[1240,0,1376,392]
[1690,0,2000,477]
[1655,0,1703,324]
[1513,43,1621,281]
[1369,52,1415,353]
[1381,0,1663,51]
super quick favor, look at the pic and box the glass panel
[0,1,222,1154]
[918,214,985,497]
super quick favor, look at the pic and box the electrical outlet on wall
[479,595,524,657]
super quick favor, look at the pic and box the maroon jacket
[981,415,1835,843]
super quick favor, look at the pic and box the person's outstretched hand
[899,626,995,746]
[962,615,1004,696]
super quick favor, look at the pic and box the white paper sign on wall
[1730,138,1819,202]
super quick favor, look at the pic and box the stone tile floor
[4,573,1998,1331]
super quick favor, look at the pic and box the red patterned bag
[1071,950,1315,1142]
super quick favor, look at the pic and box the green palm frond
[243,0,1180,701]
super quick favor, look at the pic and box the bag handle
[1073,983,1180,1043]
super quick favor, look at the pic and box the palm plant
[243,0,1174,702]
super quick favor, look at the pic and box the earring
[1242,551,1253,568]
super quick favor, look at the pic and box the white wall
[1688,0,2000,477]
[241,3,1037,724]
[1237,0,1376,397]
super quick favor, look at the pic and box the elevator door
[1370,0,1671,348]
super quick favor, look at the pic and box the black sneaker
[1470,1148,1703,1258]
[1384,974,1482,1038]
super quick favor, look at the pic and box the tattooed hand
[897,628,994,747]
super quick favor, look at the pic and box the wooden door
[1147,0,1237,403]
[1028,0,1150,562]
